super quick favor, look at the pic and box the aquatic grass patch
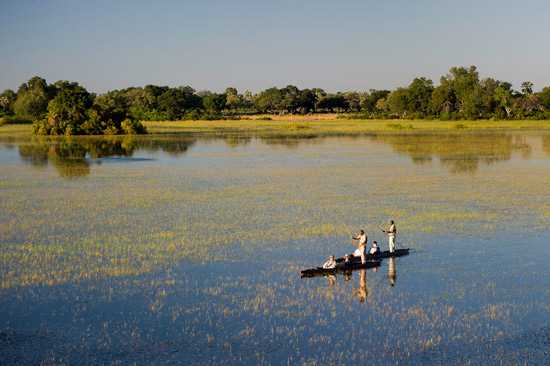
[2,133,550,289]
[386,123,415,130]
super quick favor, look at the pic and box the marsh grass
[142,118,550,136]
[5,118,550,139]
[2,130,550,364]
[386,123,415,130]
[2,133,550,289]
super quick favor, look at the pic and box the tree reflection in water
[17,136,197,178]
[371,133,533,174]
[13,132,548,178]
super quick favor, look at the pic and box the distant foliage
[0,89,17,116]
[3,66,550,130]
[13,76,52,120]
[31,81,147,136]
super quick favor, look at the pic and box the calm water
[1,132,549,365]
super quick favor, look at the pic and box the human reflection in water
[343,271,352,282]
[326,274,336,287]
[388,257,397,287]
[354,269,368,303]
[323,274,337,302]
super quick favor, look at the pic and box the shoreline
[3,118,550,138]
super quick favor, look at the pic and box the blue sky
[1,0,549,93]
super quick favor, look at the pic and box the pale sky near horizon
[1,0,549,93]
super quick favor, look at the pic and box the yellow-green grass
[145,118,550,135]
[2,134,550,288]
[0,123,33,137]
[5,118,550,139]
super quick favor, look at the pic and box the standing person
[352,229,367,264]
[383,220,397,253]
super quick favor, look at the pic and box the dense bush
[31,82,146,136]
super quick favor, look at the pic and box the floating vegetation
[1,131,550,364]
[1,132,550,288]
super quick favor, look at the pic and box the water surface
[1,132,549,365]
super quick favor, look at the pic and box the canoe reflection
[325,268,373,303]
[319,257,402,303]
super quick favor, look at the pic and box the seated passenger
[369,241,381,255]
[322,255,337,269]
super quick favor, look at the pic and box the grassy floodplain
[4,116,550,138]
[143,116,550,135]
[2,118,550,290]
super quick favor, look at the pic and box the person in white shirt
[322,255,337,269]
[352,229,367,264]
[383,220,397,253]
[369,240,380,255]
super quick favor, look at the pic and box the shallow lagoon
[1,132,549,365]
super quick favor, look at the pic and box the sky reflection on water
[1,132,549,365]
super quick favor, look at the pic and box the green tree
[316,94,348,112]
[13,76,52,119]
[281,85,301,113]
[312,88,327,111]
[241,90,255,112]
[386,88,409,117]
[447,66,482,118]
[254,87,283,113]
[158,86,201,119]
[298,89,317,113]
[224,87,241,114]
[361,89,390,113]
[201,91,226,114]
[92,90,130,126]
[0,89,16,115]
[406,77,434,116]
[539,86,550,110]
[124,87,158,120]
[343,91,361,112]
[431,81,455,117]
[521,81,533,95]
[493,81,514,118]
[34,81,93,135]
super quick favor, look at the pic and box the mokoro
[336,248,410,263]
[300,248,410,278]
[300,260,381,278]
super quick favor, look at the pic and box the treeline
[1,66,550,135]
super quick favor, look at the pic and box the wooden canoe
[300,259,381,277]
[336,248,410,263]
[300,248,410,278]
